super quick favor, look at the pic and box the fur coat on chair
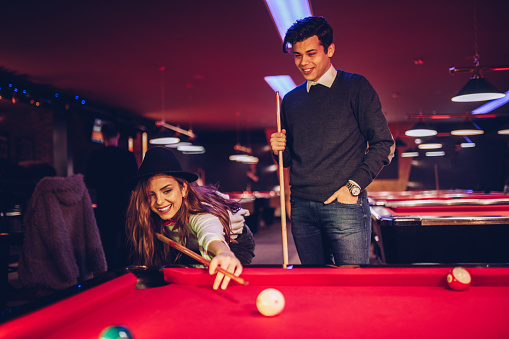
[18,174,107,290]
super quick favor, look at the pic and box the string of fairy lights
[0,72,154,137]
[0,75,86,110]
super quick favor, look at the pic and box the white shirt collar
[306,64,337,92]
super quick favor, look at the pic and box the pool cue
[276,91,289,269]
[155,233,249,286]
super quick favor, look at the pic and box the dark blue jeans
[290,196,371,265]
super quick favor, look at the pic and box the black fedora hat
[128,147,198,187]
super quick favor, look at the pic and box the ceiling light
[498,125,509,135]
[418,143,442,150]
[461,142,476,148]
[156,120,196,138]
[401,149,419,157]
[449,3,507,102]
[264,0,312,41]
[230,112,258,164]
[451,75,505,102]
[405,121,437,137]
[234,144,252,154]
[264,1,309,100]
[450,121,484,136]
[149,132,180,145]
[458,136,476,148]
[177,145,205,152]
[149,137,180,145]
[425,151,445,157]
[182,151,205,155]
[150,67,181,145]
[472,90,509,114]
[229,154,259,164]
[165,141,192,148]
[149,67,194,145]
[264,75,296,98]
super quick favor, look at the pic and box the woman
[126,147,255,290]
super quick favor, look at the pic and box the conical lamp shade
[451,77,505,102]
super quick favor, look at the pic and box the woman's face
[148,174,187,220]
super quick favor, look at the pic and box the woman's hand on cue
[208,241,243,290]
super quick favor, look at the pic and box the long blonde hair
[125,176,241,266]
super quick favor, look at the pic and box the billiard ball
[446,267,471,291]
[256,288,285,316]
[99,325,133,339]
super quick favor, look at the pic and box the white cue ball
[256,288,285,316]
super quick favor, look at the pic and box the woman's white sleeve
[190,214,228,254]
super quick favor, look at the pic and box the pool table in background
[1,265,509,339]
[369,191,509,264]
[227,191,280,233]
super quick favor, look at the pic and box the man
[85,122,138,269]
[270,16,394,265]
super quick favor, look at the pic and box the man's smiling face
[292,35,335,82]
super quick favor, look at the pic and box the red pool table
[1,266,509,339]
[368,189,509,203]
[369,193,509,264]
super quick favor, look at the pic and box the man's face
[292,35,335,82]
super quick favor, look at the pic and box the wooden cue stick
[276,91,289,269]
[155,233,249,286]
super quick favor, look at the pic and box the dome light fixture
[405,120,437,138]
[450,120,484,136]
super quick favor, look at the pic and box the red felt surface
[387,204,509,217]
[2,267,509,339]
[0,273,137,339]
[368,191,509,202]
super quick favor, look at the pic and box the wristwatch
[346,181,361,196]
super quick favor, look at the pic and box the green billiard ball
[99,325,133,339]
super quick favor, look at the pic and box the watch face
[351,186,361,196]
[348,183,361,196]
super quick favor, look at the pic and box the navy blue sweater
[278,70,394,202]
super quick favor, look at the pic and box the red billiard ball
[446,267,471,291]
[256,288,285,316]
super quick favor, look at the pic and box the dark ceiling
[1,0,509,133]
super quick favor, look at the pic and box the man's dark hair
[282,16,333,54]
[101,122,119,139]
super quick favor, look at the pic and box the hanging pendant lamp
[451,71,505,102]
[450,1,506,102]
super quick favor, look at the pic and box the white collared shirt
[306,64,337,92]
